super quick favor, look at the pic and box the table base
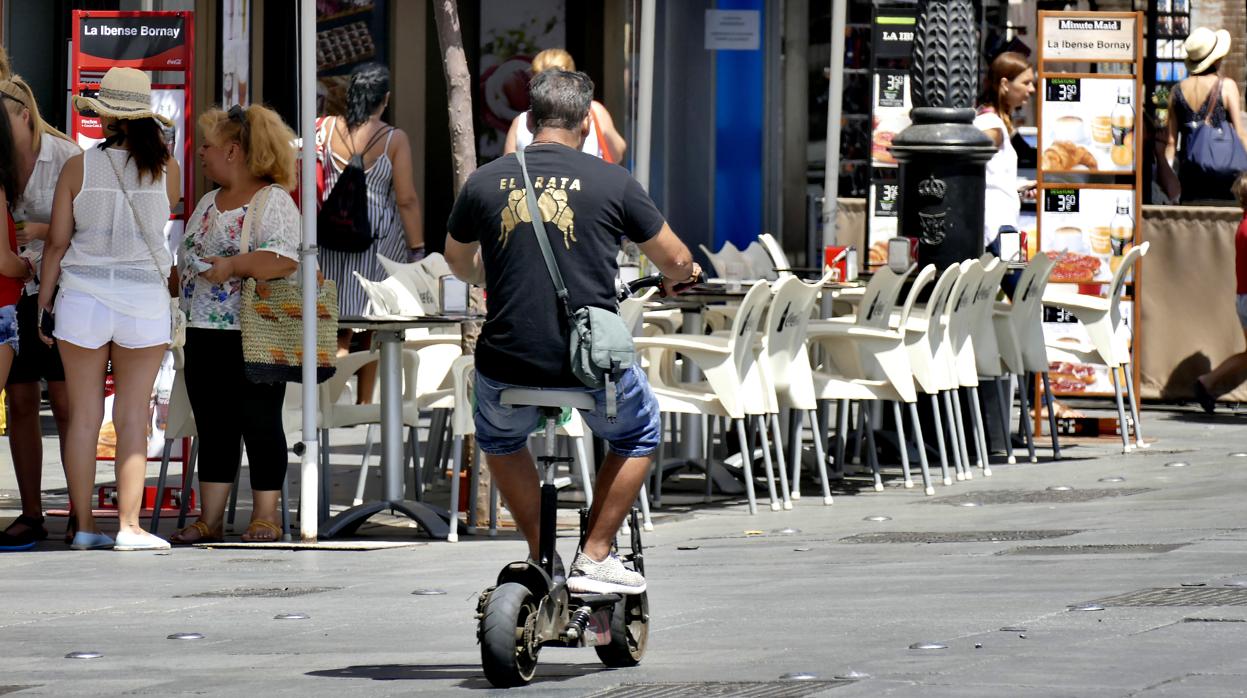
[320,499,455,539]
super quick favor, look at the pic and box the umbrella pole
[299,0,319,541]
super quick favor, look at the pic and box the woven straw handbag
[237,186,338,384]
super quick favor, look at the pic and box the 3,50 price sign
[1044,188,1080,213]
[877,70,906,108]
[1045,77,1081,102]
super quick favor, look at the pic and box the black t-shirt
[448,143,666,387]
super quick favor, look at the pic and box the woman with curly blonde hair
[169,104,301,544]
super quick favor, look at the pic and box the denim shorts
[474,364,661,458]
[1237,294,1247,330]
[0,304,17,354]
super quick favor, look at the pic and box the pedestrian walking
[1164,27,1247,206]
[975,51,1036,250]
[503,49,626,163]
[0,63,79,551]
[317,62,424,403]
[1194,173,1247,412]
[168,105,300,544]
[37,67,182,551]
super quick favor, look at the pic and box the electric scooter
[474,272,699,687]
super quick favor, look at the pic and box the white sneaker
[566,552,646,595]
[114,530,171,551]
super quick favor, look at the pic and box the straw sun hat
[72,67,172,126]
[1184,27,1232,76]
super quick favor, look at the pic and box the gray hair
[529,70,594,131]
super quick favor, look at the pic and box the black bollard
[890,0,997,270]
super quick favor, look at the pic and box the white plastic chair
[1043,242,1150,453]
[808,264,937,495]
[901,264,963,487]
[993,253,1056,463]
[757,233,792,276]
[634,281,777,514]
[972,255,1014,467]
[945,259,991,479]
[760,274,835,504]
[743,241,779,281]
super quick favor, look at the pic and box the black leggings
[183,328,288,491]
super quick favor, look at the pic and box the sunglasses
[227,104,250,148]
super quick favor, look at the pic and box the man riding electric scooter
[445,69,699,684]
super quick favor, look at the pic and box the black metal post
[890,0,997,269]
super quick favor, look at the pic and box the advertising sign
[76,14,190,69]
[1041,14,1137,62]
[1040,187,1135,285]
[865,8,915,264]
[477,0,566,160]
[872,14,916,59]
[1040,77,1136,173]
[1036,11,1143,400]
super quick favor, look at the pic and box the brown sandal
[241,519,283,543]
[170,521,224,545]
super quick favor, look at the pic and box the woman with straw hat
[0,54,81,552]
[37,67,182,551]
[1164,27,1247,205]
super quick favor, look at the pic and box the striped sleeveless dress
[319,117,408,316]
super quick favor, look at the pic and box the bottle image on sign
[1110,85,1134,166]
[1109,196,1133,274]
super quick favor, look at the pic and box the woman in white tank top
[37,68,182,551]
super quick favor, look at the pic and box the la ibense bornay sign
[1042,15,1136,61]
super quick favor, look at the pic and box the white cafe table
[320,314,480,540]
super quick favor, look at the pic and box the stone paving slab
[3,406,1247,695]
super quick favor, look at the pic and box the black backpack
[318,124,393,253]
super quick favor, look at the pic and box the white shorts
[54,288,170,350]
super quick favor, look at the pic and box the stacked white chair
[757,233,793,277]
[807,265,938,495]
[760,274,836,505]
[1043,242,1150,453]
[900,264,963,487]
[970,255,1011,473]
[992,253,1056,463]
[634,281,777,514]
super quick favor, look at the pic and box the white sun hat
[1183,27,1232,76]
[72,67,172,126]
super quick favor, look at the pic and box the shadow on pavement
[306,662,605,688]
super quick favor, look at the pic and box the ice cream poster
[1040,77,1136,173]
[478,0,566,160]
[1040,187,1135,285]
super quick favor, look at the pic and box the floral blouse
[178,186,300,330]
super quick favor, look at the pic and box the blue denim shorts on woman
[474,364,661,458]
[0,304,18,354]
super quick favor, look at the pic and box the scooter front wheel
[480,583,540,687]
[595,591,648,667]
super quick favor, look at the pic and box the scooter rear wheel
[595,591,648,667]
[480,583,540,687]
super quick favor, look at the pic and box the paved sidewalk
[2,405,1247,696]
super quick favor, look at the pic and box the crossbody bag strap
[103,149,167,282]
[238,185,275,255]
[516,147,573,319]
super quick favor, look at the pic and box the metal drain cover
[840,530,1081,544]
[1087,587,1247,607]
[997,543,1188,556]
[587,681,853,697]
[175,586,340,599]
[923,488,1152,505]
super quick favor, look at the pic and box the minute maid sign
[77,14,189,69]
[1042,13,1136,62]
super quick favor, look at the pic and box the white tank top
[61,147,172,319]
[974,109,1019,247]
[514,110,604,158]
